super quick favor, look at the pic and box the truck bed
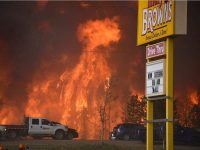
[1,125,29,137]
[2,125,28,129]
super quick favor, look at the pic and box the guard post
[137,1,187,150]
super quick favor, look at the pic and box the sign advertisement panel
[146,59,166,97]
[146,41,165,59]
[137,0,175,45]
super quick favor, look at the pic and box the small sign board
[146,59,166,97]
[146,41,165,59]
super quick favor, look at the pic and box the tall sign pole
[166,38,173,150]
[147,92,153,150]
[137,1,187,150]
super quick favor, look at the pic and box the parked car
[139,123,200,145]
[138,124,166,142]
[109,123,145,140]
[173,124,200,144]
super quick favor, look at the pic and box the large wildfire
[0,1,199,140]
[0,3,145,138]
[25,17,122,139]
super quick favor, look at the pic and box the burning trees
[175,90,200,128]
[23,17,121,139]
[124,95,146,124]
[189,90,200,128]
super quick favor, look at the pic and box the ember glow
[25,17,121,139]
[190,91,199,105]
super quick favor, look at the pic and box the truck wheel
[54,130,64,140]
[67,133,73,140]
[8,130,17,139]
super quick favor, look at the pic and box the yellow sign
[137,0,175,45]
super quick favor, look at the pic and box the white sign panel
[146,59,165,97]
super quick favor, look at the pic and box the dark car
[110,123,145,140]
[138,124,166,142]
[139,124,200,145]
[173,125,200,144]
[66,128,78,140]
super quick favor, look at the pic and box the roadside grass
[2,143,137,150]
[1,141,144,150]
[2,142,134,150]
[1,140,200,150]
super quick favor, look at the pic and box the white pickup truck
[0,117,69,140]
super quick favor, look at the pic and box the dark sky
[0,1,200,114]
[174,1,200,92]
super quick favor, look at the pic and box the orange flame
[0,39,21,124]
[190,91,199,105]
[25,17,121,139]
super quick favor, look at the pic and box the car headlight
[0,128,6,132]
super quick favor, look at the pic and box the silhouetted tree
[180,96,193,127]
[173,98,179,121]
[190,104,200,128]
[99,76,117,142]
[189,90,200,128]
[124,95,146,124]
[176,89,200,127]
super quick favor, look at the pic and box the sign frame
[137,0,187,46]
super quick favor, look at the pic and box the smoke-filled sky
[174,1,200,92]
[0,1,200,138]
